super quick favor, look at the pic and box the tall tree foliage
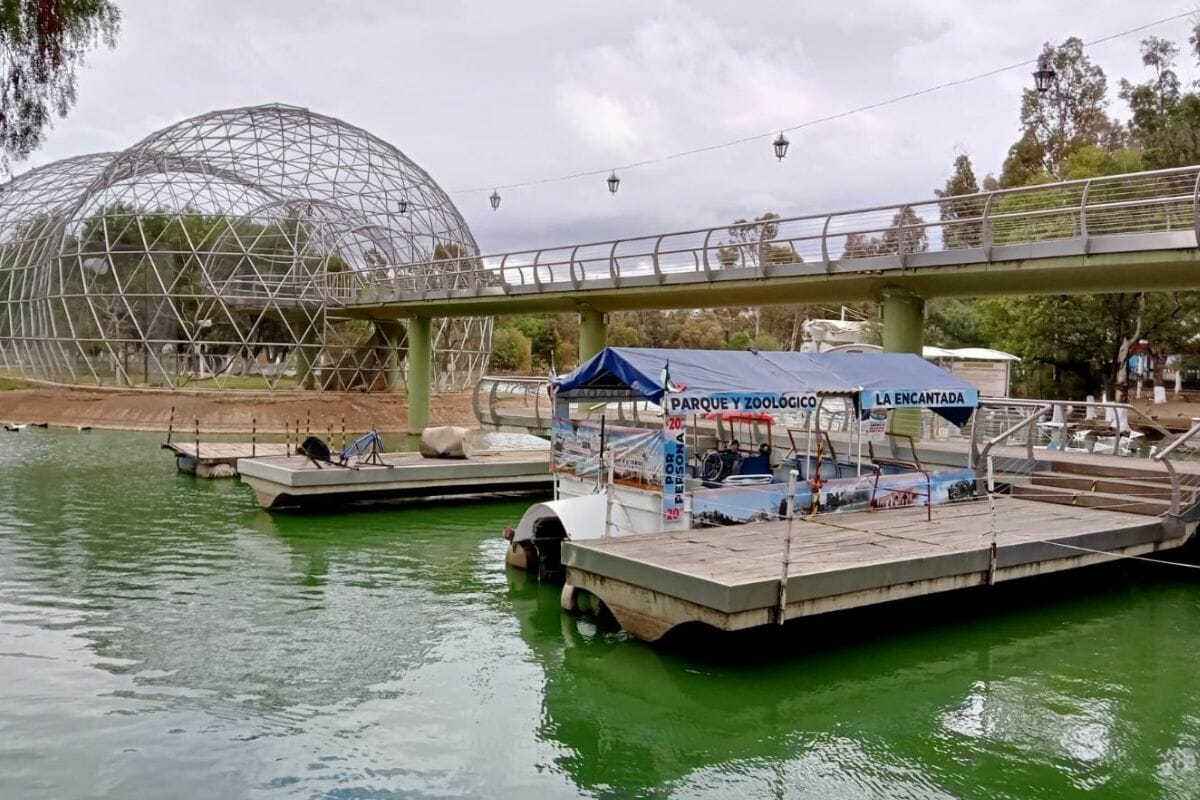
[934,154,983,250]
[930,29,1200,400]
[0,0,120,164]
[841,206,928,258]
[1119,35,1180,148]
[1116,25,1200,168]
[1000,37,1121,185]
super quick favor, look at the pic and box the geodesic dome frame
[0,103,492,391]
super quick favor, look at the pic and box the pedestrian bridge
[328,164,1200,318]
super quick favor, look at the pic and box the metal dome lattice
[0,103,491,391]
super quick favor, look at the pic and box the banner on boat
[859,388,979,411]
[689,468,978,526]
[662,412,687,521]
[663,392,820,415]
[551,418,665,491]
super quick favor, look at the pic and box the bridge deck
[563,496,1189,641]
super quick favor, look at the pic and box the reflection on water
[0,430,1197,799]
[505,563,1200,799]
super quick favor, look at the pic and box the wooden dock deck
[163,442,290,478]
[562,497,1195,641]
[237,449,553,509]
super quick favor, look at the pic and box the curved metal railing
[472,374,660,430]
[330,164,1200,303]
[473,375,552,429]
[973,398,1200,516]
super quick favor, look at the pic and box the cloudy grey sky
[21,0,1200,254]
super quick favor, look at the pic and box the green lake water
[1,430,1199,799]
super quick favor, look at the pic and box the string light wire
[453,9,1196,195]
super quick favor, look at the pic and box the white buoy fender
[512,494,607,543]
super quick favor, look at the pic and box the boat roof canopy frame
[553,347,980,426]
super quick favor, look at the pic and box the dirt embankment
[1123,396,1200,432]
[0,387,479,433]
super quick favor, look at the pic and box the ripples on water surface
[1,430,1198,799]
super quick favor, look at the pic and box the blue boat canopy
[553,347,980,426]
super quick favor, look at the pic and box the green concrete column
[579,308,608,361]
[881,293,925,439]
[406,316,432,433]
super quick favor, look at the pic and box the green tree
[926,299,985,349]
[509,316,560,368]
[725,329,779,351]
[841,206,928,258]
[1116,29,1200,169]
[553,339,577,371]
[489,327,532,372]
[1143,94,1200,168]
[703,212,798,340]
[675,313,724,349]
[1119,35,1180,148]
[717,212,783,270]
[1,0,121,163]
[1060,144,1144,179]
[1000,37,1121,185]
[935,154,983,250]
[977,293,1198,399]
[758,303,819,350]
[608,320,643,347]
[610,309,681,348]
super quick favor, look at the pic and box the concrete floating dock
[164,442,290,478]
[562,497,1194,642]
[237,450,552,509]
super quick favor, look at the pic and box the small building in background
[800,316,1019,398]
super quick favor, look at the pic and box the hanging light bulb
[1033,56,1056,94]
[607,170,620,195]
[397,197,409,214]
[489,189,501,211]
[773,132,790,162]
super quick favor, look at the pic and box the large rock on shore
[419,425,473,459]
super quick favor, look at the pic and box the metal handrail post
[1026,409,1038,461]
[1162,457,1182,516]
[499,254,513,293]
[976,402,1052,485]
[488,380,500,424]
[472,378,486,424]
[981,191,996,259]
[820,214,833,272]
[758,221,770,277]
[1080,178,1093,253]
[896,205,911,266]
[1151,419,1200,516]
[777,469,799,624]
[531,250,544,290]
[1193,170,1200,246]
[968,409,980,469]
[568,244,583,289]
[701,229,715,277]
